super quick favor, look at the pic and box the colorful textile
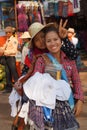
[28,100,44,130]
[16,5,28,32]
[68,0,74,16]
[53,100,79,130]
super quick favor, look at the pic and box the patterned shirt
[33,51,84,102]
[61,38,79,60]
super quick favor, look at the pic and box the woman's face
[33,31,46,49]
[45,31,62,54]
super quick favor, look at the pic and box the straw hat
[20,31,31,39]
[4,26,13,33]
[67,28,75,34]
[28,22,55,43]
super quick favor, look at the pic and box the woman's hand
[13,80,23,96]
[14,80,22,90]
[74,100,83,117]
[59,19,68,39]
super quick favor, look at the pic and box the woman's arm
[61,38,79,60]
[33,56,45,74]
[71,61,84,116]
[58,19,79,60]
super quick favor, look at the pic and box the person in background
[19,31,31,71]
[67,28,78,48]
[67,27,87,72]
[0,26,19,93]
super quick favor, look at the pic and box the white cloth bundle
[9,88,21,117]
[72,37,78,48]
[23,72,71,109]
[18,101,29,124]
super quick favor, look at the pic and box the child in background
[67,28,78,48]
[19,31,31,71]
[67,28,87,72]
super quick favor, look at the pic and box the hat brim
[20,36,31,39]
[30,23,55,45]
[67,31,76,36]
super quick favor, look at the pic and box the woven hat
[4,26,13,33]
[68,28,75,34]
[28,22,54,43]
[20,31,31,39]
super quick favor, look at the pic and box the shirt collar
[7,35,13,41]
[61,51,68,61]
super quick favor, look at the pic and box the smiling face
[33,31,46,49]
[45,30,62,55]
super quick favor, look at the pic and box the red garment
[33,51,84,102]
[33,48,48,55]
[24,55,31,68]
[24,48,48,67]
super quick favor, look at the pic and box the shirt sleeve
[70,61,84,102]
[33,56,45,74]
[0,43,7,51]
[61,38,79,60]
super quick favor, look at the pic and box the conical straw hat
[20,31,31,39]
[28,22,55,44]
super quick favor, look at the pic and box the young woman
[23,24,82,130]
[43,25,84,117]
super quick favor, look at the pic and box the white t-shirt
[71,37,78,48]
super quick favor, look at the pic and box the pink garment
[16,5,28,31]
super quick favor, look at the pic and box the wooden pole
[14,0,18,31]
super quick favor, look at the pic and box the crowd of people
[0,19,85,130]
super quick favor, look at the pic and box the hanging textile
[16,4,28,32]
[73,0,80,13]
[42,0,81,18]
[16,1,44,31]
[43,1,50,17]
[68,0,74,16]
[62,2,68,17]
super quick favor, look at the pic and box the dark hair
[44,26,60,38]
[31,38,37,49]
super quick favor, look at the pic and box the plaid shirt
[33,51,84,102]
